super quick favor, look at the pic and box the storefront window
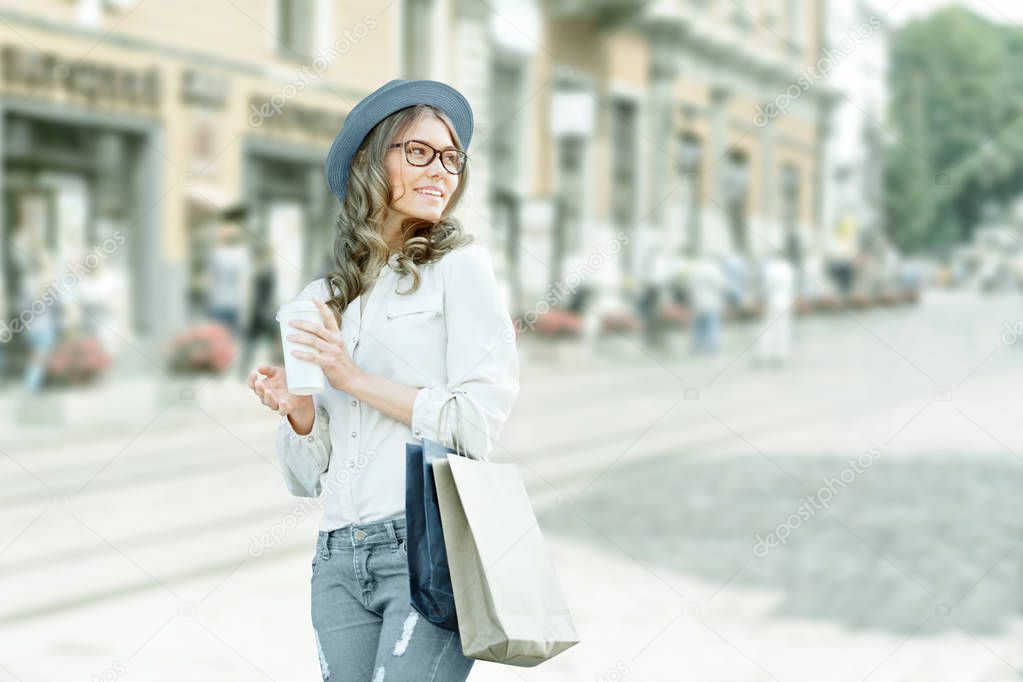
[1,113,142,380]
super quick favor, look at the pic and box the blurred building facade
[821,0,889,263]
[0,0,837,378]
[0,0,495,372]
[495,0,832,307]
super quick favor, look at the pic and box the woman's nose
[426,153,446,177]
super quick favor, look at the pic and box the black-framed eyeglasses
[387,139,467,175]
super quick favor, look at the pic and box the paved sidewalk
[1,288,1021,681]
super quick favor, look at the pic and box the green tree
[885,7,1023,251]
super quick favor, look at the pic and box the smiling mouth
[414,188,444,199]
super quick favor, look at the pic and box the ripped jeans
[310,514,475,681]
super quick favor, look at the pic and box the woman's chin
[390,199,449,224]
[407,207,446,223]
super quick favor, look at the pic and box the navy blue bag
[405,436,462,632]
[404,393,488,632]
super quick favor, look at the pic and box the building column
[813,94,835,258]
[454,0,492,247]
[645,36,679,229]
[759,105,778,257]
[706,83,732,255]
[627,32,679,291]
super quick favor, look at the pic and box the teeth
[416,189,442,197]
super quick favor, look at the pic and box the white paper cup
[275,301,326,395]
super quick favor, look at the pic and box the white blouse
[275,242,520,532]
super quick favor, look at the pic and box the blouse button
[351,400,357,407]
[351,432,357,438]
[306,435,314,442]
[413,429,422,437]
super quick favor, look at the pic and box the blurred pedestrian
[75,255,122,361]
[206,222,249,337]
[666,249,692,307]
[577,235,626,359]
[690,253,726,354]
[756,252,796,366]
[721,249,750,315]
[237,242,282,378]
[10,217,59,392]
[632,222,669,347]
[562,247,596,316]
[0,250,8,387]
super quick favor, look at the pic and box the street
[1,288,1021,681]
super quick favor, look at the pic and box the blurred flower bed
[517,287,921,340]
[163,323,236,375]
[46,333,113,387]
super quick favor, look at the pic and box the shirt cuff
[410,386,493,460]
[280,404,327,443]
[410,387,447,442]
[276,405,331,496]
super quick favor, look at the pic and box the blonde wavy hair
[322,104,473,321]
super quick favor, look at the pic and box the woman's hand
[286,298,365,393]
[246,365,313,418]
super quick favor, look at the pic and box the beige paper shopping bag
[432,454,580,666]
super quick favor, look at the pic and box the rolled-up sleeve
[411,243,520,460]
[275,392,332,497]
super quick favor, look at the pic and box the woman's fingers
[288,319,342,347]
[288,319,326,344]
[254,382,278,410]
[313,298,340,333]
[286,332,328,353]
[263,388,279,410]
[290,348,323,364]
[250,365,294,413]
[277,396,292,416]
[251,366,277,391]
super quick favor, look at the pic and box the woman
[246,79,519,681]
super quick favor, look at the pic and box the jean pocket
[311,542,325,579]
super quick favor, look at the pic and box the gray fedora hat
[324,79,474,203]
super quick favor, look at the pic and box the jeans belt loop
[319,532,330,561]
[385,520,399,551]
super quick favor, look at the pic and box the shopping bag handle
[436,390,491,461]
